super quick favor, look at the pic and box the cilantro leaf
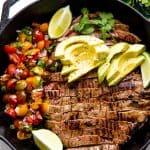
[99,12,114,20]
[81,25,95,34]
[74,8,90,33]
[98,12,115,40]
[73,8,115,40]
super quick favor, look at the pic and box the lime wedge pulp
[48,5,72,39]
[141,52,150,88]
[32,129,63,150]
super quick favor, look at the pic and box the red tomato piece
[32,114,42,125]
[4,45,17,54]
[24,117,33,124]
[8,95,18,106]
[18,54,26,62]
[7,64,17,76]
[13,119,22,129]
[44,40,52,49]
[3,94,10,103]
[16,91,26,104]
[8,54,21,64]
[6,78,17,90]
[5,107,17,118]
[21,68,29,79]
[32,30,44,42]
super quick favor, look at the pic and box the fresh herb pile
[74,8,115,40]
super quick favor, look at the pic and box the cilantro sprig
[74,8,115,40]
[97,12,115,40]
[74,8,95,35]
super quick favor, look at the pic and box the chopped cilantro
[26,35,32,42]
[73,8,115,40]
[47,44,55,53]
[21,26,32,35]
[74,8,95,34]
[98,12,115,40]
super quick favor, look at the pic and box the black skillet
[0,0,150,149]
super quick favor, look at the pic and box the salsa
[0,22,61,140]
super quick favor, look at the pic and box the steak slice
[67,144,119,150]
[44,70,150,149]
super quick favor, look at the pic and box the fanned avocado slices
[108,55,145,86]
[107,43,145,84]
[55,35,104,59]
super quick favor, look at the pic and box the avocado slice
[108,55,145,86]
[107,42,129,62]
[65,44,95,64]
[118,44,145,68]
[61,65,78,75]
[107,44,145,83]
[55,35,104,59]
[68,62,102,83]
[94,44,110,60]
[98,62,110,84]
[106,55,121,82]
[62,43,85,64]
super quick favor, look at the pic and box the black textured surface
[0,135,15,150]
[0,0,150,150]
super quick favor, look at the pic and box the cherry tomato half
[5,107,17,118]
[8,94,18,106]
[24,117,33,124]
[4,45,17,54]
[8,54,21,64]
[32,30,44,42]
[16,91,26,104]
[6,78,17,90]
[7,64,17,76]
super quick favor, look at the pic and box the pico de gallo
[0,22,62,140]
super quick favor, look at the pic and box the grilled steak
[44,70,150,149]
[44,12,149,150]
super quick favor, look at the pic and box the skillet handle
[0,0,40,33]
[0,0,17,31]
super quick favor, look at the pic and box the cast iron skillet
[0,0,150,149]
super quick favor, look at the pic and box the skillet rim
[0,0,150,150]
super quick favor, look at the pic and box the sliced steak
[67,144,119,150]
[112,29,141,43]
[44,70,150,149]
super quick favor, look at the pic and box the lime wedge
[141,52,150,88]
[48,5,72,39]
[32,129,63,150]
